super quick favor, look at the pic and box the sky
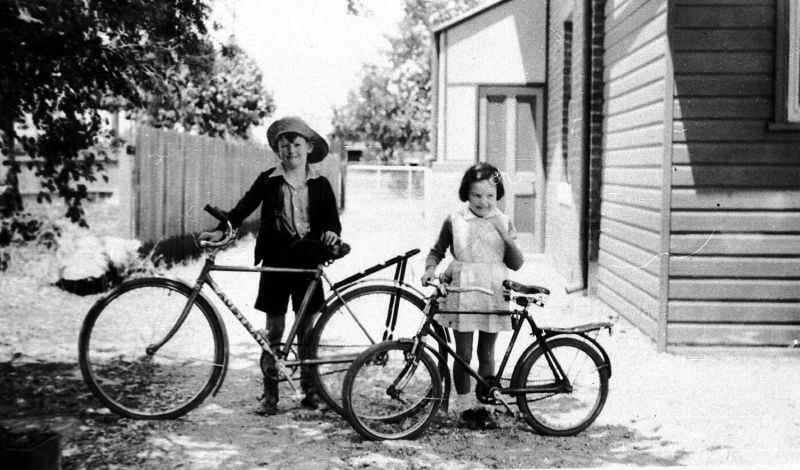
[210,0,405,141]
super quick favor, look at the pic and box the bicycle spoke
[309,285,427,415]
[343,341,442,440]
[80,280,223,419]
[513,337,608,436]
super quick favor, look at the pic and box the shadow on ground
[0,361,181,470]
[0,354,692,469]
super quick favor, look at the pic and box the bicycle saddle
[502,280,550,295]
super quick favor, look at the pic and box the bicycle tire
[342,340,442,440]
[306,284,429,415]
[78,277,226,419]
[511,336,609,436]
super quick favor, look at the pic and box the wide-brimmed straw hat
[266,116,329,163]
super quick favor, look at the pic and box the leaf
[17,6,44,24]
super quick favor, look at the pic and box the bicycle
[78,205,444,419]
[341,280,613,440]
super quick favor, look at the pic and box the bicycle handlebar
[204,204,228,223]
[423,280,494,297]
[424,279,549,308]
[199,205,237,248]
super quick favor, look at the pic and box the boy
[199,116,341,415]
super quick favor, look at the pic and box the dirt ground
[2,190,800,469]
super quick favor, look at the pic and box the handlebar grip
[204,204,229,223]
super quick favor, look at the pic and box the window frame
[787,0,800,122]
[773,0,800,128]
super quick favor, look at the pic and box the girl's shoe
[458,408,478,429]
[459,406,498,430]
[472,407,498,430]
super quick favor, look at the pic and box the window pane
[486,95,507,171]
[515,96,537,172]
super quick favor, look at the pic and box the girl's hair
[458,162,505,201]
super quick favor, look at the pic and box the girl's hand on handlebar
[420,267,437,286]
[199,230,225,243]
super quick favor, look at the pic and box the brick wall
[545,0,605,290]
[587,0,606,292]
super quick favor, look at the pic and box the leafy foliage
[332,0,481,161]
[139,41,276,139]
[0,0,210,242]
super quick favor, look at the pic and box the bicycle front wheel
[512,336,608,436]
[307,284,427,415]
[342,341,442,441]
[78,278,225,419]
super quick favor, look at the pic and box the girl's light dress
[438,207,514,333]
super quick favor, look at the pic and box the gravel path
[2,183,799,469]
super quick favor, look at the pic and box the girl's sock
[451,393,471,413]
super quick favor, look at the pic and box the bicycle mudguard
[514,332,612,379]
[541,322,613,377]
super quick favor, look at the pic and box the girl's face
[277,134,313,170]
[467,179,497,217]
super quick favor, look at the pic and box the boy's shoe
[257,369,279,416]
[256,400,279,416]
[299,393,319,410]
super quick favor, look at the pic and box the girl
[421,162,524,429]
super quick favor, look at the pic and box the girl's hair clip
[490,170,502,186]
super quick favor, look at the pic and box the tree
[0,0,209,243]
[332,0,481,160]
[139,41,276,140]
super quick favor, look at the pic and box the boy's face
[277,133,313,170]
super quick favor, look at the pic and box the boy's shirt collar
[271,164,320,184]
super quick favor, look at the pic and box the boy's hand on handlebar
[320,231,339,246]
[199,230,225,243]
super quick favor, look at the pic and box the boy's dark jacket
[223,168,341,266]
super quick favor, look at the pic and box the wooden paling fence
[133,127,342,261]
[134,127,271,248]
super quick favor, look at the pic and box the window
[774,0,800,126]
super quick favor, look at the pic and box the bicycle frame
[408,294,602,406]
[148,243,422,396]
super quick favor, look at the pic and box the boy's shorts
[255,270,324,316]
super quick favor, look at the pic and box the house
[432,0,800,351]
[430,0,548,257]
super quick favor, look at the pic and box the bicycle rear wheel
[342,341,442,440]
[78,278,225,419]
[512,336,608,436]
[307,284,428,415]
